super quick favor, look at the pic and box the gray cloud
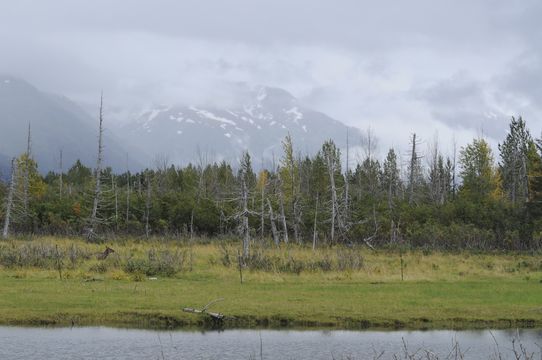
[0,0,541,158]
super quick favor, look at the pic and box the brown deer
[96,246,115,260]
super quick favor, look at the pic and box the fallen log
[183,298,225,321]
[182,307,224,320]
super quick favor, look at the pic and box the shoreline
[1,312,541,331]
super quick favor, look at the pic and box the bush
[123,248,188,276]
[0,242,63,269]
[240,246,364,274]
[405,222,496,250]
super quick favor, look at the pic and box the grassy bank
[0,237,541,329]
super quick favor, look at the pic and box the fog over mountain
[122,85,359,167]
[0,76,358,171]
[2,1,542,160]
[0,76,146,173]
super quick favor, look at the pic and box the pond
[1,326,541,359]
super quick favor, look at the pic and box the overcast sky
[1,0,541,158]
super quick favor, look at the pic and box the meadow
[0,236,541,329]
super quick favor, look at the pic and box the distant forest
[2,110,542,252]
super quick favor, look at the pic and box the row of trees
[2,114,542,252]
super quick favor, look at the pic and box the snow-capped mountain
[123,86,359,166]
[0,77,360,173]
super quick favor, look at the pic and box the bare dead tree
[22,122,31,216]
[325,141,354,245]
[279,134,300,244]
[125,156,131,225]
[259,171,266,240]
[293,155,303,245]
[345,129,350,213]
[407,133,423,205]
[190,148,208,240]
[293,196,302,244]
[277,173,289,244]
[153,153,170,194]
[328,160,337,243]
[312,192,319,251]
[323,142,342,244]
[58,149,63,199]
[266,198,279,246]
[241,173,250,258]
[260,188,265,240]
[452,135,457,199]
[87,93,105,239]
[144,174,152,239]
[2,158,17,239]
[112,174,119,231]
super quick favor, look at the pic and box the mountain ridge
[121,85,360,167]
[0,77,360,173]
[0,75,146,173]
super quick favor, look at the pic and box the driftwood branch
[202,298,224,312]
[183,298,225,320]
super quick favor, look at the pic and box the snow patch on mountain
[121,85,360,166]
[285,107,303,123]
[190,107,237,125]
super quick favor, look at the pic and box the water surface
[1,326,541,359]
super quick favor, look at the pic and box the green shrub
[123,248,188,276]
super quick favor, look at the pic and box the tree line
[2,112,542,252]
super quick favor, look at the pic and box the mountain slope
[122,86,359,166]
[0,76,145,172]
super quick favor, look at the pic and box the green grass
[0,236,541,330]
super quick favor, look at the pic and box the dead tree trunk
[260,178,265,240]
[59,149,63,199]
[88,93,104,238]
[408,133,416,204]
[325,146,347,245]
[345,129,349,213]
[408,133,422,205]
[113,175,119,231]
[125,172,131,224]
[452,137,457,198]
[325,152,338,244]
[293,197,301,245]
[312,192,319,251]
[190,166,204,240]
[291,157,302,245]
[125,154,131,225]
[278,187,288,244]
[267,199,279,246]
[2,158,17,239]
[292,195,301,244]
[145,174,151,239]
[22,122,31,216]
[241,176,250,258]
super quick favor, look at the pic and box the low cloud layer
[1,0,541,160]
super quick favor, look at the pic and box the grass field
[0,236,541,329]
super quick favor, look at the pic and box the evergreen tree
[459,138,500,201]
[499,116,532,205]
[382,148,400,205]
